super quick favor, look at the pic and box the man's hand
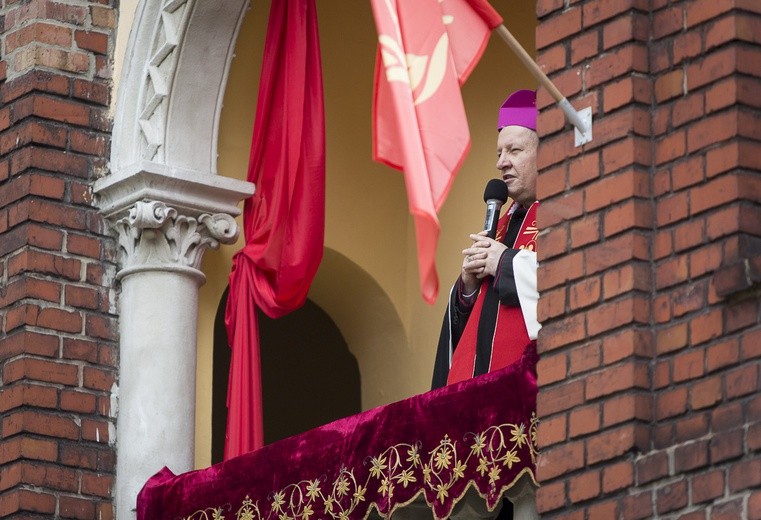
[461,230,508,294]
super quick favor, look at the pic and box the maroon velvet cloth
[137,346,538,520]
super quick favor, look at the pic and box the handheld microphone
[483,179,509,239]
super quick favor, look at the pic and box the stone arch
[111,0,250,173]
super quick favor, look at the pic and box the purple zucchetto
[497,89,537,131]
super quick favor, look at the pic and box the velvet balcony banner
[370,0,502,304]
[224,0,325,458]
[137,345,538,520]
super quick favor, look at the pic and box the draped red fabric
[224,0,325,459]
[371,0,502,304]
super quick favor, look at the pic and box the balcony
[137,350,539,520]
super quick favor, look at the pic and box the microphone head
[484,179,508,204]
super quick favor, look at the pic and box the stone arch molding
[93,0,255,518]
[96,0,254,228]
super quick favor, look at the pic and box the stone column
[94,162,254,519]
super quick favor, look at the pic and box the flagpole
[494,24,593,145]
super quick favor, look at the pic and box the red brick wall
[535,0,760,518]
[0,2,118,518]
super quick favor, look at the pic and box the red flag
[371,0,502,304]
[224,0,325,458]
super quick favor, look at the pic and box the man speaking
[432,89,540,389]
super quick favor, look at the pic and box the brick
[602,75,652,113]
[537,413,567,448]
[81,472,113,498]
[536,439,585,480]
[686,0,736,28]
[622,491,654,520]
[0,330,59,362]
[21,461,79,492]
[83,366,115,391]
[653,4,683,38]
[75,30,109,55]
[538,379,585,416]
[0,437,57,464]
[671,280,708,318]
[569,341,601,375]
[538,286,566,322]
[742,328,761,361]
[690,375,722,410]
[82,418,111,443]
[602,13,650,50]
[568,469,600,502]
[686,47,737,92]
[706,338,740,372]
[537,251,585,292]
[536,6,582,49]
[1,384,56,414]
[569,404,600,438]
[571,30,599,64]
[586,424,648,465]
[656,386,688,420]
[655,70,685,103]
[725,363,758,399]
[585,295,649,338]
[569,276,600,310]
[602,263,651,301]
[603,199,652,237]
[689,242,722,279]
[1,489,57,515]
[72,78,111,106]
[602,460,633,493]
[2,410,79,440]
[2,357,78,386]
[672,348,705,383]
[585,233,650,276]
[4,22,73,53]
[675,413,709,442]
[604,393,652,427]
[588,500,618,520]
[657,479,688,514]
[541,223,569,260]
[535,480,565,513]
[70,128,109,156]
[85,312,117,340]
[587,170,648,214]
[725,298,759,333]
[537,191,581,230]
[566,152,599,189]
[60,390,97,414]
[59,495,96,520]
[91,6,117,29]
[712,401,744,432]
[673,30,703,65]
[601,137,651,174]
[691,469,724,504]
[709,428,744,463]
[586,44,648,90]
[728,458,761,492]
[674,440,709,472]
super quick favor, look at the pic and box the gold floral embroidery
[182,416,538,520]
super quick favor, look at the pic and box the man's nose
[497,154,510,169]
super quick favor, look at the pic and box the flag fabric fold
[371,0,502,304]
[224,0,325,459]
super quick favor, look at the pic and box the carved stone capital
[113,200,239,281]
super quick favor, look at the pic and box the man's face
[496,125,538,207]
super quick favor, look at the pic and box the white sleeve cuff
[513,249,541,340]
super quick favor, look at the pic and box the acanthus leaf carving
[114,200,239,278]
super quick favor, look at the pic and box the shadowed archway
[211,288,361,462]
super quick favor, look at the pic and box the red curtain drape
[224,0,325,459]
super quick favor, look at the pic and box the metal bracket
[573,106,593,147]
